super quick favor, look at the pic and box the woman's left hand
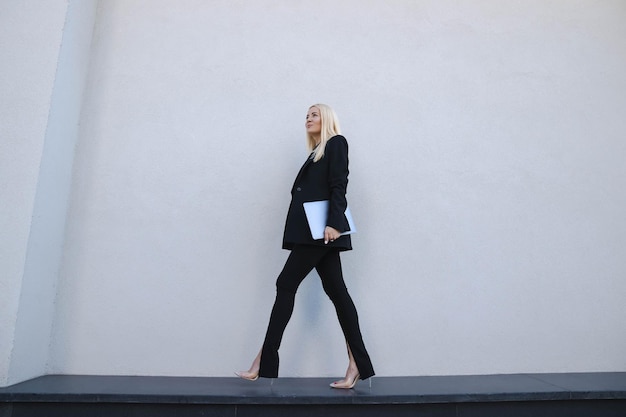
[324,226,340,244]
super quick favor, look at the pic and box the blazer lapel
[291,155,314,192]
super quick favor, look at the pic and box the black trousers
[259,245,375,380]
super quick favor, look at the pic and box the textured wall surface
[3,0,625,384]
[0,0,69,387]
[0,0,98,386]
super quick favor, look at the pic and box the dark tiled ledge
[1,372,625,405]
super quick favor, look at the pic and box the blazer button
[296,187,301,191]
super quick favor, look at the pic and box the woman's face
[306,107,322,137]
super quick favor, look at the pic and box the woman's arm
[325,136,350,234]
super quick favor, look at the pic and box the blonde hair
[307,103,342,162]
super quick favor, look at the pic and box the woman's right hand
[324,226,340,244]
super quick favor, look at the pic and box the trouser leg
[316,249,375,380]
[259,245,327,378]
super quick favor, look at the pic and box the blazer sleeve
[325,135,351,232]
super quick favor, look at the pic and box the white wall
[0,0,69,387]
[0,0,98,386]
[2,0,625,384]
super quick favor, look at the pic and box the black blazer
[282,135,352,251]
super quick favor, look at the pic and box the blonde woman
[236,104,374,389]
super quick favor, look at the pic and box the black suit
[259,135,375,381]
[283,135,352,250]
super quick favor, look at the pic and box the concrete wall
[2,1,625,385]
[0,0,98,386]
[0,0,65,387]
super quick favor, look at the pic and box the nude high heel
[235,371,259,381]
[330,373,360,389]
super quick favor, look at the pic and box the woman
[236,104,374,389]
